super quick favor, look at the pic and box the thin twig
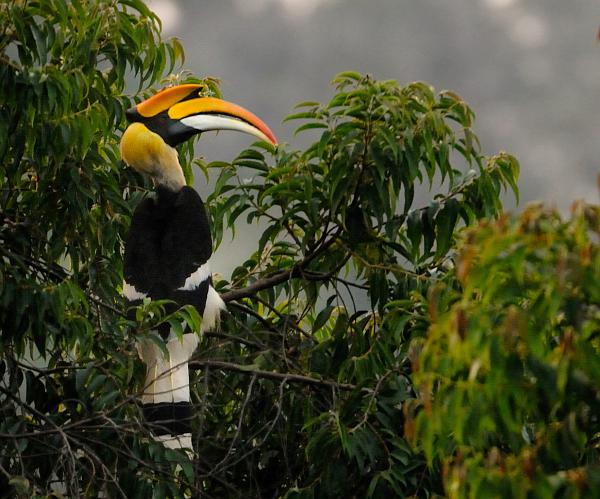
[214,374,257,469]
[221,229,341,303]
[220,266,300,303]
[188,359,356,391]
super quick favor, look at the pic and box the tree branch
[188,359,356,391]
[221,266,301,303]
[221,229,342,303]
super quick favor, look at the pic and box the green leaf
[333,71,363,82]
[294,122,329,135]
[434,198,459,259]
[313,305,335,333]
[406,210,422,257]
[283,111,318,122]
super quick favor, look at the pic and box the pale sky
[144,0,600,274]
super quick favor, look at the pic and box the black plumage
[124,186,213,337]
[119,83,277,449]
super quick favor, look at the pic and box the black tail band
[143,402,192,436]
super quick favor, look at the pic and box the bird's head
[120,84,277,191]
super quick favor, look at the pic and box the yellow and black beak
[125,84,278,147]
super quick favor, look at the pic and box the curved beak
[126,85,278,147]
[168,97,278,145]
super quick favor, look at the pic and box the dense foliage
[413,203,600,498]
[1,1,598,498]
[0,1,195,497]
[201,72,519,498]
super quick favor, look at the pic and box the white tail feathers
[137,333,198,450]
[135,287,226,450]
[157,433,194,450]
[202,286,226,332]
[137,333,199,405]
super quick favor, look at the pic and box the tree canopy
[1,1,599,498]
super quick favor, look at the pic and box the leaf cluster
[192,72,519,497]
[413,203,600,498]
[0,1,202,497]
[6,2,578,496]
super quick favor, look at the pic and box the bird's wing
[123,187,223,333]
[162,186,215,316]
[123,197,160,301]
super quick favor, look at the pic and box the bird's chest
[126,207,185,292]
[124,187,212,298]
[145,215,179,262]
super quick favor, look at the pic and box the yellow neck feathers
[120,123,185,191]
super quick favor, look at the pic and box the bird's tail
[137,333,199,450]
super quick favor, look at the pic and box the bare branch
[221,266,300,303]
[221,229,342,303]
[188,359,356,391]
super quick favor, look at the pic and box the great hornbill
[120,84,277,449]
